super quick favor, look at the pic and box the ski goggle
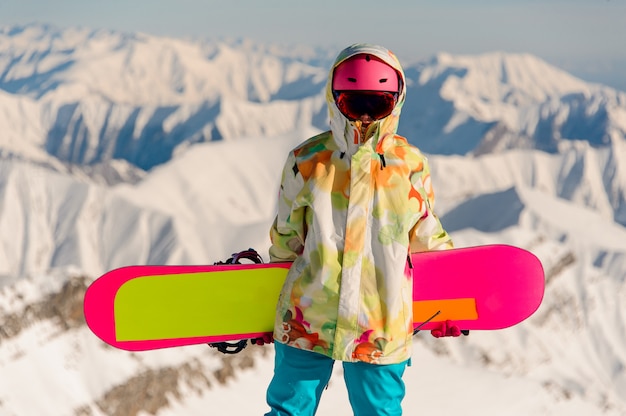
[332,90,398,121]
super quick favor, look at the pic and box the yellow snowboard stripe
[413,298,478,323]
[114,267,288,342]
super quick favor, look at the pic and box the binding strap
[208,248,264,354]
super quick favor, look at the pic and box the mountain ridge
[1,23,625,171]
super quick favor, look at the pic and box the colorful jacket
[269,44,453,364]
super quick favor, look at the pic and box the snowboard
[84,244,545,351]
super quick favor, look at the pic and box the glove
[431,320,468,338]
[251,332,274,346]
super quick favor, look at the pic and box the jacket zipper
[378,153,386,169]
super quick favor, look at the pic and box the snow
[2,130,624,415]
[151,343,618,416]
[518,185,626,251]
[0,23,625,416]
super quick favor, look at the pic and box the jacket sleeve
[409,156,453,253]
[269,151,307,262]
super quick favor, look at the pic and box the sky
[1,0,625,90]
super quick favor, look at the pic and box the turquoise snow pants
[265,342,408,416]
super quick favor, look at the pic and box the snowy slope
[0,160,188,278]
[1,131,625,415]
[2,130,624,278]
[0,23,625,416]
[432,139,626,227]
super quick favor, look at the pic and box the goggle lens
[333,91,398,121]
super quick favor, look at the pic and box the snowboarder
[265,43,455,415]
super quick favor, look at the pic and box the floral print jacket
[269,44,453,364]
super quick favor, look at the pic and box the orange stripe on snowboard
[413,298,478,323]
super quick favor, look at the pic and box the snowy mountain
[0,24,625,415]
[0,24,329,171]
[401,52,626,155]
[1,24,625,171]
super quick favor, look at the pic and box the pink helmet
[332,54,400,92]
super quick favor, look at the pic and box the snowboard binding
[209,248,267,354]
[213,248,264,265]
[209,339,249,354]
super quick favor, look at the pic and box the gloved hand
[431,320,469,338]
[251,332,274,346]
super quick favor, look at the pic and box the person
[264,43,454,416]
